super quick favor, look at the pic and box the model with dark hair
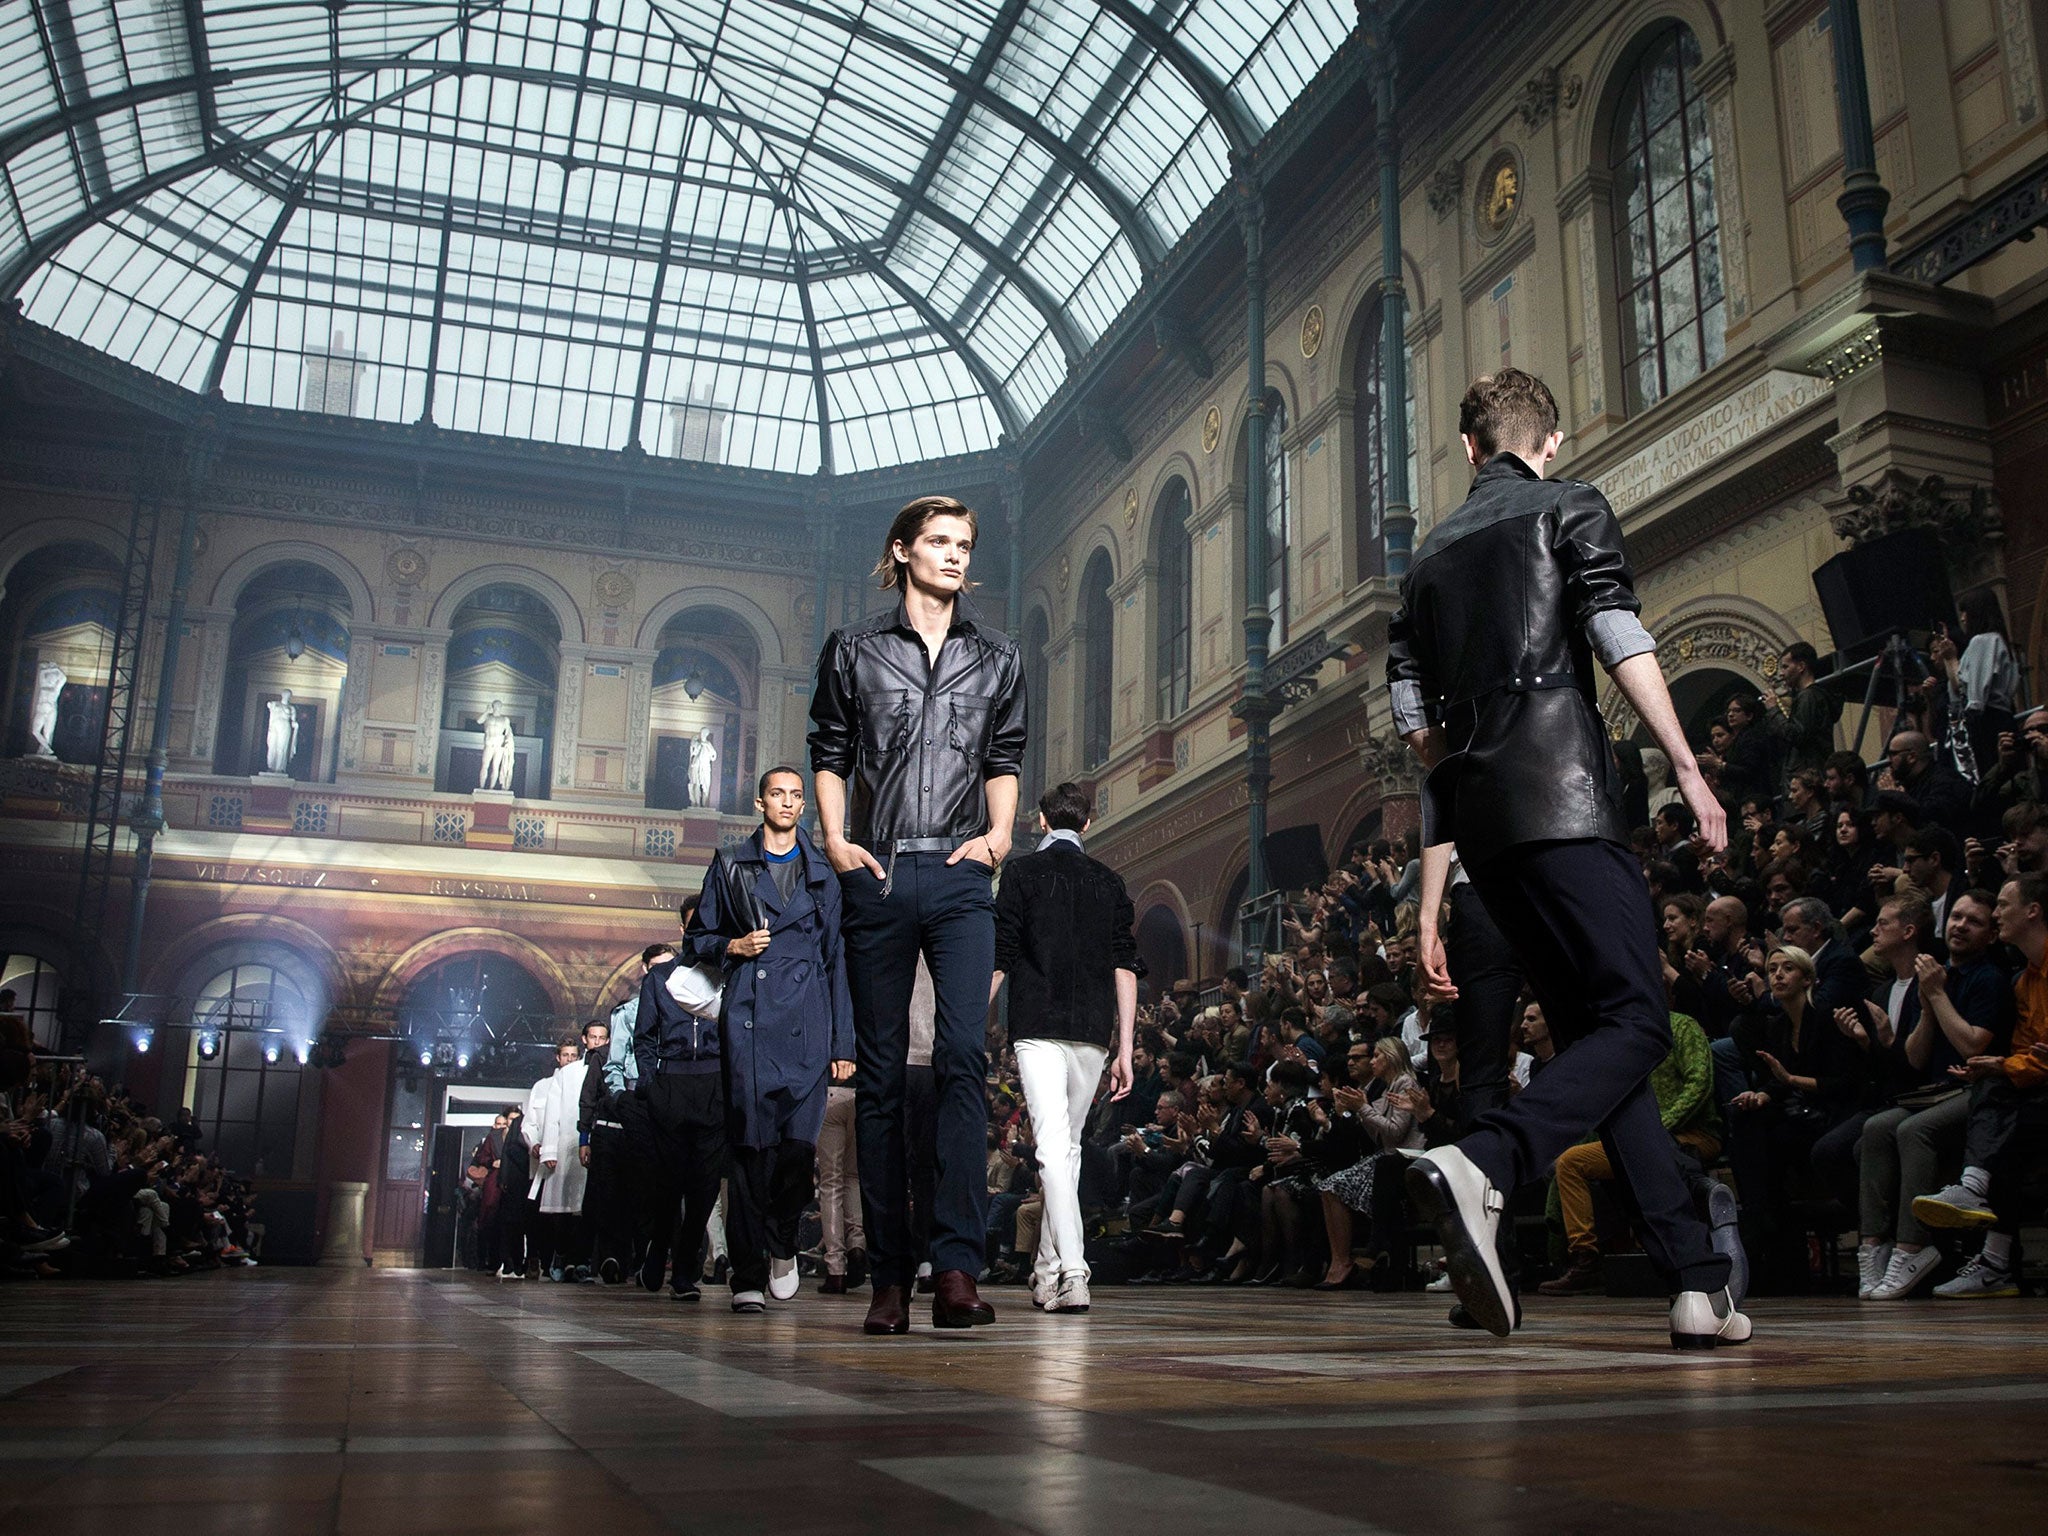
[809,495,1028,1334]
[1389,368,1749,1349]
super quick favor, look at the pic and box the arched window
[0,953,63,1050]
[1081,552,1115,770]
[1022,609,1050,803]
[1354,310,1388,582]
[1262,393,1290,648]
[1153,480,1193,720]
[1610,23,1725,414]
[188,962,311,1177]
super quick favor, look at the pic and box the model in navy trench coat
[684,826,854,1152]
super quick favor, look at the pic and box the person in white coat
[526,1034,594,1279]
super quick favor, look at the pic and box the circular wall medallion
[1474,147,1522,245]
[1123,488,1139,529]
[1056,553,1071,594]
[1202,404,1222,454]
[386,546,427,586]
[594,568,634,607]
[1299,304,1324,359]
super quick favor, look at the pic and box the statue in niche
[28,662,65,758]
[688,726,718,810]
[264,690,300,776]
[479,699,515,792]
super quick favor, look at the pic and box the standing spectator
[1766,642,1843,778]
[1931,587,2022,782]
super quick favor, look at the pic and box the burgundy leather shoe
[932,1269,996,1328]
[819,1274,847,1295]
[863,1283,910,1335]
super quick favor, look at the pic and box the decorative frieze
[1832,469,2002,550]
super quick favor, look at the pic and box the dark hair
[1901,825,1959,871]
[1782,640,1820,671]
[1824,750,1870,789]
[1270,1060,1313,1093]
[1725,691,1761,724]
[678,895,702,927]
[757,764,803,797]
[1788,766,1825,799]
[1038,780,1093,831]
[1953,886,1999,918]
[1224,1062,1260,1091]
[555,1035,580,1052]
[641,942,675,965]
[1224,966,1249,989]
[1165,1051,1198,1080]
[1655,802,1696,836]
[1662,892,1705,927]
[1871,789,1923,827]
[2013,871,2048,918]
[581,1018,608,1039]
[1458,368,1558,458]
[873,495,979,590]
[1957,584,2009,640]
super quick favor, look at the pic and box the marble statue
[479,699,515,792]
[28,662,64,757]
[688,726,718,810]
[264,690,300,775]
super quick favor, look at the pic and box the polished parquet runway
[3,1267,2045,1533]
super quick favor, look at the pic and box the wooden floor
[3,1268,2045,1533]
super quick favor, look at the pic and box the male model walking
[991,781,1140,1313]
[683,766,855,1313]
[1390,369,1748,1349]
[809,494,1027,1334]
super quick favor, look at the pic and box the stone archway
[1601,598,1803,741]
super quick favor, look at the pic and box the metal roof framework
[1,0,1354,474]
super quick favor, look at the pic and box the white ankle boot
[1670,1286,1752,1350]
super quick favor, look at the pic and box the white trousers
[818,1084,865,1271]
[1014,1037,1105,1284]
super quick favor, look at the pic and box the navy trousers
[839,852,997,1285]
[1463,838,1730,1294]
[1446,881,1522,1125]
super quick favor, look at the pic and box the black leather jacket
[808,601,1028,848]
[994,837,1143,1048]
[1386,453,1655,867]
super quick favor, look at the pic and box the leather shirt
[1386,453,1655,867]
[808,601,1028,848]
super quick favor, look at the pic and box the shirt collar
[1040,828,1084,852]
[890,596,979,640]
[1475,451,1542,484]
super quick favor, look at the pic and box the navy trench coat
[684,827,854,1150]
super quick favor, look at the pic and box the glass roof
[1,0,1353,473]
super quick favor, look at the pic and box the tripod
[1845,630,1921,760]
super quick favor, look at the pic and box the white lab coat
[525,1061,591,1216]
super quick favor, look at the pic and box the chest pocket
[860,690,916,757]
[948,693,994,758]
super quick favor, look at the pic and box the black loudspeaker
[1264,824,1328,893]
[1811,528,1957,662]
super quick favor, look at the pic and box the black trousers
[906,1063,937,1268]
[1464,838,1729,1294]
[1964,1075,2048,1217]
[584,1123,639,1274]
[725,1138,817,1292]
[840,852,997,1285]
[1446,880,1523,1125]
[643,1072,728,1288]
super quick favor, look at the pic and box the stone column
[176,604,236,773]
[551,641,587,798]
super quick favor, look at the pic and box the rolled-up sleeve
[983,645,1027,780]
[1553,481,1648,664]
[807,630,856,779]
[1386,606,1431,736]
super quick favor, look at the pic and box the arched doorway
[0,541,122,762]
[647,606,759,812]
[437,585,561,796]
[186,959,314,1178]
[215,561,352,780]
[1135,905,1188,998]
[1667,666,1757,752]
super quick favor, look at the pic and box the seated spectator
[1783,767,1830,846]
[1705,692,1781,813]
[1914,873,2048,1299]
[1883,730,1972,836]
[1539,1009,1721,1295]
[1854,888,2010,1300]
[1824,748,1871,812]
[1727,945,1869,1292]
[1311,1036,1422,1288]
[1822,805,1881,943]
[1660,894,1710,1023]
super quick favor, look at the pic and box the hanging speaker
[1811,527,1956,663]
[1263,824,1328,893]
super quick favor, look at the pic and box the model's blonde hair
[873,495,980,590]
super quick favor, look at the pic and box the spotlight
[197,1031,221,1060]
[263,1041,281,1064]
[456,1051,471,1070]
[135,1030,152,1054]
[419,1047,434,1068]
[295,1042,311,1065]
[432,1038,457,1071]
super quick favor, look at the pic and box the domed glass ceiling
[1,0,1353,473]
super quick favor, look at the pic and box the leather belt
[876,836,957,854]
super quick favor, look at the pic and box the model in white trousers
[817,1083,865,1274]
[1013,1037,1105,1287]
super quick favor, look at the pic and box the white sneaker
[1868,1245,1941,1300]
[1933,1252,2020,1299]
[1425,1272,1453,1293]
[1049,1274,1091,1313]
[1403,1145,1512,1337]
[768,1257,799,1301]
[1670,1286,1752,1350]
[1856,1242,1893,1300]
[1030,1272,1056,1310]
[496,1265,522,1281]
[731,1290,766,1314]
